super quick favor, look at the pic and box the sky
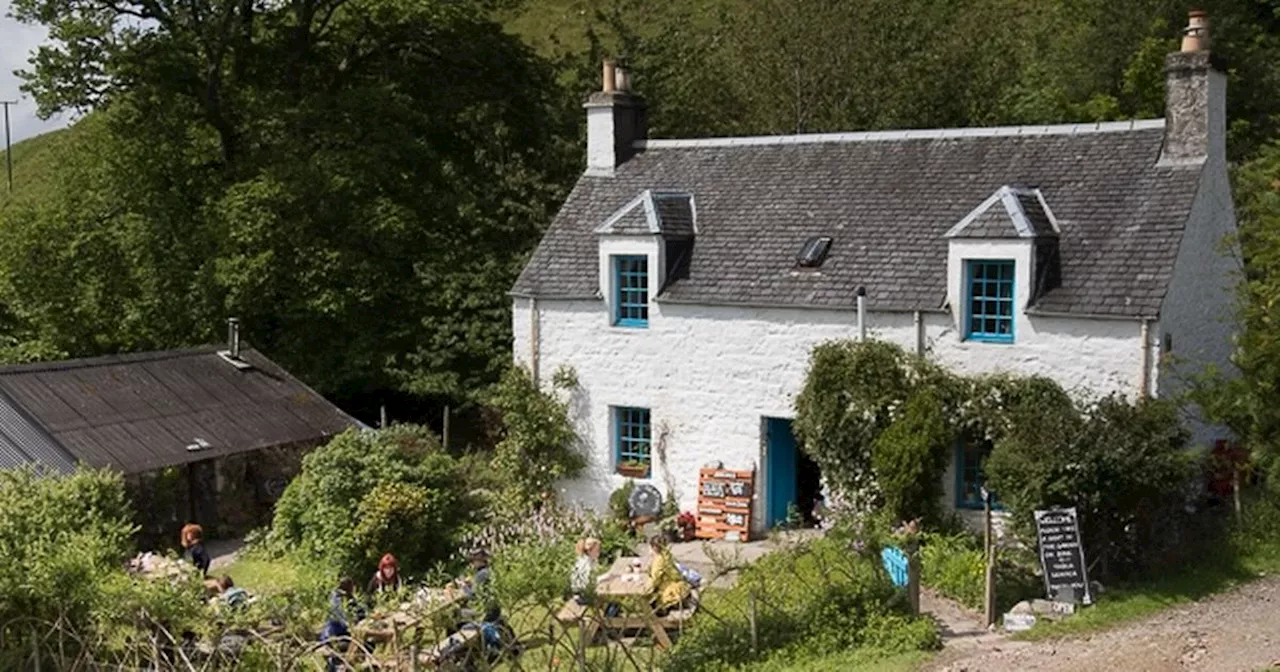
[0,0,69,144]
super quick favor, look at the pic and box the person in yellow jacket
[646,535,691,615]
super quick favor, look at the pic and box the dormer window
[796,236,833,268]
[613,255,649,328]
[965,260,1015,342]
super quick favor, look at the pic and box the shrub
[985,393,1196,580]
[920,532,986,609]
[663,538,938,671]
[267,425,471,575]
[0,467,137,627]
[795,340,964,516]
[871,388,954,524]
[608,479,636,524]
[488,364,585,508]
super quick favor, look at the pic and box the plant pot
[617,464,650,479]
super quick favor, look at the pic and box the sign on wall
[696,467,755,542]
[1033,507,1093,605]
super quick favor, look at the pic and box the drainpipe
[856,286,867,341]
[530,297,541,386]
[1139,318,1152,398]
[913,310,924,356]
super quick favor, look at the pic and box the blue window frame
[965,260,1015,342]
[613,255,649,328]
[614,407,651,476]
[955,439,1001,510]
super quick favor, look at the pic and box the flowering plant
[676,512,697,541]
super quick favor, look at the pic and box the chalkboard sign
[695,467,755,541]
[1033,507,1093,605]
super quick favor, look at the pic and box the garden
[1,341,1276,670]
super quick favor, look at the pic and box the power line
[0,101,14,194]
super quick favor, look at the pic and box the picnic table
[349,586,466,665]
[587,556,693,649]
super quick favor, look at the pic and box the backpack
[677,563,702,589]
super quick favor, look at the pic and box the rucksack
[677,563,702,589]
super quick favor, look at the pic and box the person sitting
[209,575,251,611]
[569,538,601,604]
[459,548,500,624]
[320,577,365,672]
[180,523,210,577]
[367,553,403,597]
[645,536,691,616]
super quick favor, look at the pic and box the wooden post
[443,405,451,451]
[906,539,921,617]
[410,643,419,672]
[748,589,759,655]
[983,487,996,627]
[379,404,388,429]
[1233,466,1243,527]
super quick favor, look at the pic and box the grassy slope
[0,126,76,209]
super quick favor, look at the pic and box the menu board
[695,467,755,542]
[1034,507,1093,605]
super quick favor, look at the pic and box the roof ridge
[0,345,243,375]
[635,119,1165,150]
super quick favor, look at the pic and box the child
[569,538,601,603]
[180,523,210,577]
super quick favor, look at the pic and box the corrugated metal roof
[0,346,357,474]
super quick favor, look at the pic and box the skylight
[796,236,833,268]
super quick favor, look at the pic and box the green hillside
[0,126,77,209]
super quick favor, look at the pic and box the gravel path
[925,575,1280,672]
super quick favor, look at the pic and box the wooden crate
[694,467,755,541]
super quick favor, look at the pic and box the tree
[4,0,579,407]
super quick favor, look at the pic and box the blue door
[765,417,798,528]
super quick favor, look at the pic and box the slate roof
[0,346,357,474]
[512,121,1203,317]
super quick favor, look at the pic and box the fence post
[748,589,759,655]
[30,628,39,672]
[983,488,997,627]
[1233,467,1243,527]
[906,540,921,617]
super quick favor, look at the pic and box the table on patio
[593,556,678,649]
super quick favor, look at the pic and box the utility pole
[1,100,14,194]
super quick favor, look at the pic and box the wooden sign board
[1034,507,1093,605]
[695,467,755,541]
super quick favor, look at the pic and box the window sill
[613,320,649,329]
[956,501,1005,512]
[964,335,1014,344]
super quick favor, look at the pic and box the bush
[985,393,1196,580]
[266,425,472,575]
[795,340,964,517]
[488,364,585,508]
[0,467,137,626]
[919,531,1042,614]
[663,538,938,671]
[871,389,954,524]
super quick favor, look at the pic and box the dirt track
[926,575,1280,672]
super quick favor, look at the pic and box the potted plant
[676,511,697,541]
[617,460,650,479]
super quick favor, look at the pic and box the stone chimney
[585,60,647,177]
[1160,10,1226,166]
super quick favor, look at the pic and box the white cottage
[511,13,1240,534]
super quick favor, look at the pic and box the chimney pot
[227,317,241,359]
[602,60,616,93]
[616,66,631,92]
[1181,10,1210,53]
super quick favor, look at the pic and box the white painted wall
[513,293,1151,532]
[1156,75,1241,447]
